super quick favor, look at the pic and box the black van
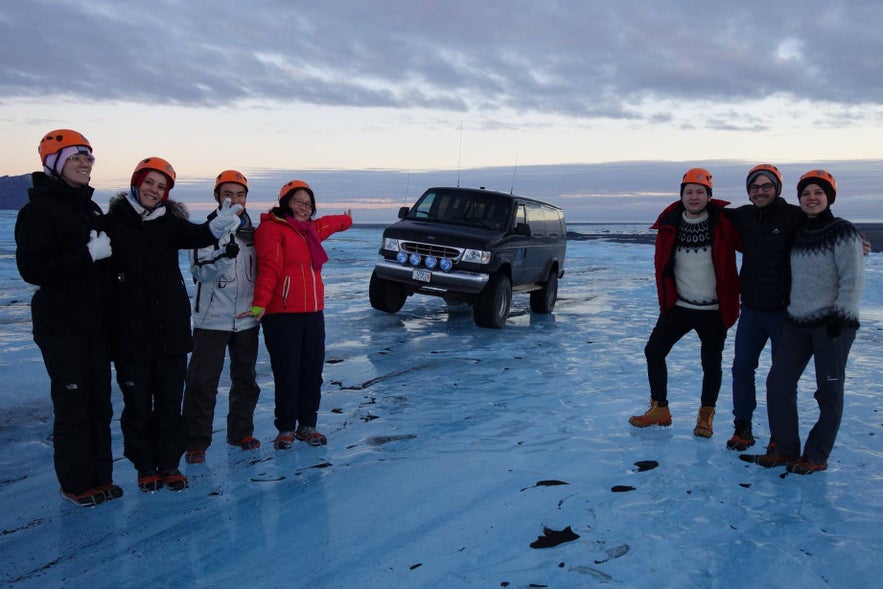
[369,186,566,328]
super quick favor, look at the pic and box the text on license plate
[412,269,432,282]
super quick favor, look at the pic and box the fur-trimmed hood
[109,190,190,220]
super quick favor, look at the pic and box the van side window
[525,203,546,237]
[515,204,526,226]
[543,205,562,237]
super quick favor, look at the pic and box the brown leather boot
[628,400,672,427]
[693,406,715,438]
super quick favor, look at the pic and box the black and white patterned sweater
[787,209,864,328]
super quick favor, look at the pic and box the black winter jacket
[104,193,218,360]
[724,197,805,312]
[15,172,112,336]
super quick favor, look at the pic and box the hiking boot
[61,488,105,507]
[229,436,261,451]
[726,420,755,451]
[766,437,776,454]
[786,457,828,475]
[185,449,206,464]
[693,406,715,438]
[273,431,296,450]
[96,483,124,501]
[160,469,189,492]
[628,400,672,428]
[137,469,163,493]
[739,452,799,468]
[295,425,327,447]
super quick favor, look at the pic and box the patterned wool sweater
[787,209,864,328]
[674,211,718,310]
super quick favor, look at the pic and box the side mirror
[514,222,532,236]
[398,206,409,219]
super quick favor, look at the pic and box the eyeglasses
[67,154,96,165]
[749,182,774,193]
[290,199,312,209]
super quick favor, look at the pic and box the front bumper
[374,260,489,294]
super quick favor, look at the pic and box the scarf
[127,188,167,221]
[287,217,328,271]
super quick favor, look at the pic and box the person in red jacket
[247,180,352,449]
[629,168,740,437]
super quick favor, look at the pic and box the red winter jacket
[651,199,740,328]
[253,211,352,315]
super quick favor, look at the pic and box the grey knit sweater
[787,209,864,328]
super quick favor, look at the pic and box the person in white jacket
[183,170,260,464]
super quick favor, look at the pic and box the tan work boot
[628,400,672,428]
[693,406,715,438]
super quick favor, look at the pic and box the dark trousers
[35,333,114,495]
[645,305,728,407]
[766,323,855,463]
[731,305,791,422]
[183,326,261,449]
[261,312,325,432]
[115,355,187,473]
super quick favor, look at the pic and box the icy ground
[1,212,882,588]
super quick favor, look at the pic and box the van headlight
[461,249,491,264]
[382,237,400,252]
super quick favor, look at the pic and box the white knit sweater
[787,210,864,327]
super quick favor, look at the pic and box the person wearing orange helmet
[720,164,806,452]
[15,129,120,507]
[245,180,352,449]
[742,170,864,474]
[104,157,242,493]
[629,168,740,438]
[182,170,261,464]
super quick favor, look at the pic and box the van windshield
[406,189,512,230]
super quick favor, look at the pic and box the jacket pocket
[281,275,290,307]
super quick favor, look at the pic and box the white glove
[209,198,244,238]
[86,230,112,262]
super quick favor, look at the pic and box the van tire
[530,270,558,313]
[474,272,511,328]
[369,271,407,313]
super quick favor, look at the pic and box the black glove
[224,241,240,259]
[825,316,845,339]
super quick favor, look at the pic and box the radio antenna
[510,156,519,194]
[457,121,463,187]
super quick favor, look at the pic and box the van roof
[424,186,563,211]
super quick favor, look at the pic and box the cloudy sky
[2,1,883,221]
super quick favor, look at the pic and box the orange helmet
[278,179,315,215]
[746,164,782,197]
[131,157,176,187]
[131,157,176,202]
[797,169,838,204]
[38,129,91,163]
[681,167,713,197]
[214,169,248,194]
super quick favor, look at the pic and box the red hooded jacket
[253,211,352,315]
[651,199,741,328]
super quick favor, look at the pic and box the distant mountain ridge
[0,174,31,210]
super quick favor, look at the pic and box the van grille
[400,241,462,260]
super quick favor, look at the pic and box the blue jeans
[730,305,786,422]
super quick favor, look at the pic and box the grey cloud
[3,0,883,122]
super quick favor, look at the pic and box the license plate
[412,269,432,282]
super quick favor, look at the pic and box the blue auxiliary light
[396,251,408,264]
[424,255,438,269]
[409,253,422,266]
[439,258,453,272]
